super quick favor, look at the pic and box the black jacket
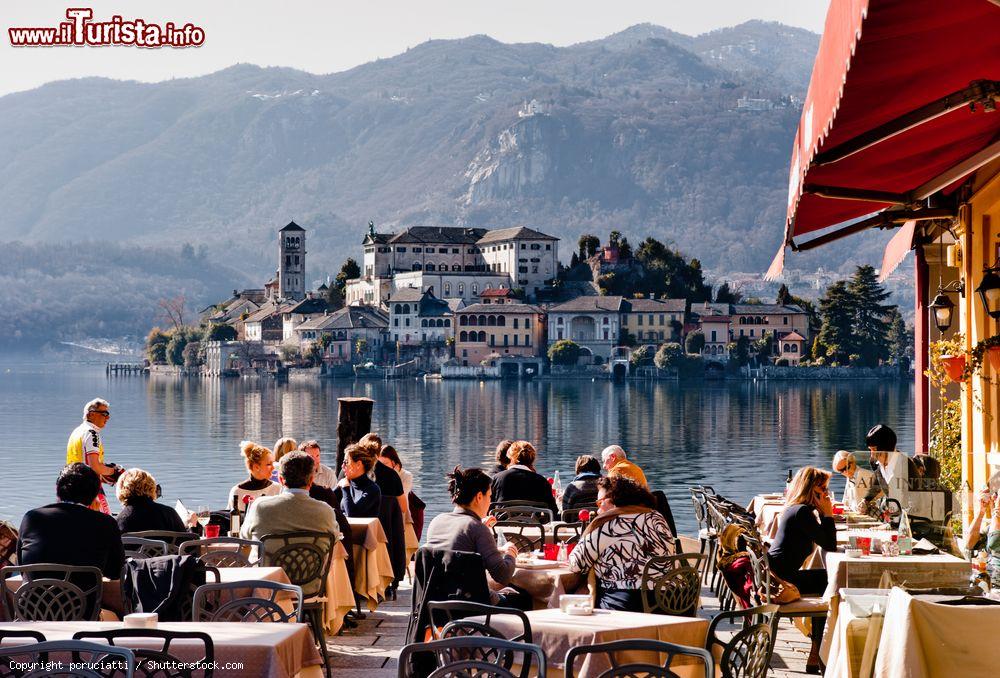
[117,497,187,535]
[18,502,125,580]
[490,466,558,515]
[342,474,382,518]
[374,462,404,497]
[562,472,600,510]
[407,547,491,644]
[121,554,210,621]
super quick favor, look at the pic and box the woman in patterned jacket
[568,475,675,611]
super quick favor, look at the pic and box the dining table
[346,517,395,610]
[0,620,323,678]
[507,560,585,609]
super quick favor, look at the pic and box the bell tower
[278,221,306,301]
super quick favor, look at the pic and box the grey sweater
[424,508,515,585]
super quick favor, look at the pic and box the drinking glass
[197,505,212,529]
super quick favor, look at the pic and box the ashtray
[844,548,864,558]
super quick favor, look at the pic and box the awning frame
[791,206,957,252]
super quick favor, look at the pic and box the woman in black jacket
[562,455,601,510]
[491,439,514,475]
[115,468,198,534]
[489,441,557,515]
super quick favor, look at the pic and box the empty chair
[192,580,303,623]
[0,640,135,678]
[705,604,778,678]
[122,537,168,560]
[398,636,546,678]
[74,628,213,678]
[564,639,713,678]
[560,507,597,524]
[491,522,545,552]
[640,554,706,617]
[553,522,584,546]
[488,501,554,524]
[427,601,532,643]
[178,537,263,568]
[0,629,46,644]
[122,531,198,555]
[0,563,103,621]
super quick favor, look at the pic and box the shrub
[548,339,582,365]
[654,343,684,369]
[775,358,789,367]
[685,330,705,354]
[630,345,653,367]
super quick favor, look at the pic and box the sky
[1,1,828,97]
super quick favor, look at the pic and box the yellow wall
[622,311,682,342]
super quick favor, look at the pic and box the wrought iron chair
[488,502,554,524]
[122,537,169,560]
[0,564,103,621]
[427,601,532,643]
[0,640,136,678]
[491,522,545,552]
[178,537,263,567]
[559,507,597,523]
[690,488,715,584]
[564,638,713,678]
[552,522,585,546]
[398,636,546,678]
[705,604,779,678]
[74,628,214,678]
[745,549,827,658]
[121,531,198,555]
[640,554,705,616]
[261,531,336,678]
[192,580,303,623]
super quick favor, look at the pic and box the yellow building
[620,298,686,344]
[455,303,546,366]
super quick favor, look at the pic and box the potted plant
[929,336,968,384]
[940,354,968,382]
[968,334,1000,376]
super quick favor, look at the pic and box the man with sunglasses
[832,450,877,513]
[66,398,122,513]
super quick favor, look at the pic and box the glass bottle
[897,508,913,555]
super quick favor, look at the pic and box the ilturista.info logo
[9,8,205,48]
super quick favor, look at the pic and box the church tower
[278,221,306,301]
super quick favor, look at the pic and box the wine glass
[197,505,212,529]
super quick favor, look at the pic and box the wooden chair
[74,628,213,678]
[398,636,546,678]
[565,639,713,678]
[640,554,705,616]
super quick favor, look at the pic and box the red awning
[878,219,916,282]
[770,0,1000,278]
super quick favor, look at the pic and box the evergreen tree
[618,236,632,260]
[334,258,361,292]
[685,330,705,354]
[817,280,856,364]
[848,264,894,367]
[885,308,911,362]
[578,235,600,259]
[715,282,742,303]
[776,283,793,305]
[324,284,345,310]
[570,251,580,268]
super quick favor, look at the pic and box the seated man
[601,445,647,488]
[18,463,125,580]
[832,450,877,513]
[241,451,341,557]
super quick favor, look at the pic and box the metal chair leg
[307,606,332,678]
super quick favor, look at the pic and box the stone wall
[756,365,908,380]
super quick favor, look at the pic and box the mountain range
[0,20,903,344]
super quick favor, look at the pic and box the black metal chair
[0,564,103,621]
[120,557,220,622]
[552,522,584,546]
[192,580,303,623]
[178,537,263,567]
[488,502,554,524]
[398,636,546,678]
[559,507,597,523]
[0,640,136,678]
[706,604,779,678]
[427,601,532,643]
[122,537,169,560]
[261,531,336,678]
[74,628,214,678]
[122,531,198,555]
[564,638,713,678]
[640,554,705,617]
[491,522,545,552]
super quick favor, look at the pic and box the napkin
[911,538,939,555]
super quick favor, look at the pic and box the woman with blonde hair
[489,440,558,516]
[116,468,198,533]
[227,441,281,513]
[768,466,836,673]
[270,437,298,482]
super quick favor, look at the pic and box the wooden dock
[106,362,147,376]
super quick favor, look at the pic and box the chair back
[488,502,553,524]
[73,628,213,678]
[123,537,169,560]
[260,531,334,599]
[120,556,220,621]
[192,580,303,623]
[560,507,597,523]
[565,638,713,678]
[0,564,103,621]
[427,601,532,643]
[553,522,584,545]
[178,538,263,567]
[122,531,198,555]
[705,604,778,678]
[491,522,545,552]
[398,636,545,678]
[744,550,773,608]
[0,640,135,678]
[640,554,704,616]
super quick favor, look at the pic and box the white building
[546,296,626,361]
[386,288,459,346]
[295,306,388,364]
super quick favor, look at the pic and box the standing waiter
[67,398,122,514]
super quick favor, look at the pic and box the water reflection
[0,363,913,536]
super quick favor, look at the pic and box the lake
[0,360,914,536]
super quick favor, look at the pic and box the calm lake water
[0,361,914,536]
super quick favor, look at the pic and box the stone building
[546,296,625,361]
[278,222,306,301]
[454,303,545,366]
[620,298,687,344]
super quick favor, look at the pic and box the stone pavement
[325,577,817,677]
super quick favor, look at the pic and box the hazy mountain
[0,21,901,342]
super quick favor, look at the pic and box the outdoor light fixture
[929,290,956,332]
[976,266,1000,320]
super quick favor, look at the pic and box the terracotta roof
[476,226,558,244]
[782,331,807,341]
[731,304,805,315]
[244,301,293,324]
[548,296,625,313]
[624,298,686,313]
[279,221,305,232]
[480,288,515,297]
[388,226,488,245]
[297,306,388,331]
[459,303,544,314]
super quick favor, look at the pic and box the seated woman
[116,468,198,534]
[965,487,1000,578]
[339,443,382,518]
[491,439,514,475]
[424,466,531,610]
[562,455,601,510]
[490,441,558,516]
[767,466,837,674]
[227,441,281,513]
[270,437,298,482]
[568,476,675,612]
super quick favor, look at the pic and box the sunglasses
[93,411,110,418]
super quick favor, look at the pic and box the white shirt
[876,452,911,499]
[313,463,337,489]
[842,467,877,511]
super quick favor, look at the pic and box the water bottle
[897,508,913,555]
[553,471,562,496]
[557,541,569,564]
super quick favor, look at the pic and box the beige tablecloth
[822,551,970,601]
[824,596,885,678]
[0,621,322,678]
[347,517,395,610]
[751,494,786,539]
[874,588,1000,678]
[482,608,709,678]
[510,565,585,609]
